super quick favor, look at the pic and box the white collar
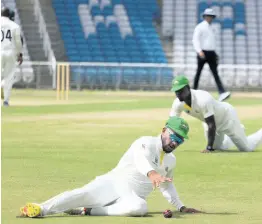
[203,20,211,26]
[1,16,9,21]
[182,89,195,109]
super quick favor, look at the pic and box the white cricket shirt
[170,89,233,131]
[192,20,216,53]
[106,135,184,210]
[1,16,22,55]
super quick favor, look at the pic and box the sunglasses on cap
[166,128,184,145]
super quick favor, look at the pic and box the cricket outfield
[2,90,262,224]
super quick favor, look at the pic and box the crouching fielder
[170,75,262,153]
[20,117,200,218]
[1,7,23,106]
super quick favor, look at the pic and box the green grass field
[2,90,262,224]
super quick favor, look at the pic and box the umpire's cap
[202,8,216,18]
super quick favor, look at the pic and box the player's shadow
[17,211,238,219]
[183,149,261,153]
[214,149,261,153]
[147,211,238,219]
[17,215,84,219]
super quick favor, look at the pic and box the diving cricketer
[19,117,200,218]
[170,75,262,153]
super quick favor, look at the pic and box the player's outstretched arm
[160,169,201,213]
[160,182,202,213]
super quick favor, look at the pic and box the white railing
[20,61,262,69]
[31,0,56,78]
[18,62,262,91]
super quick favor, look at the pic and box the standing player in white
[170,75,262,153]
[1,7,23,106]
[19,117,200,218]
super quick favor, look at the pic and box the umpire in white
[192,8,230,102]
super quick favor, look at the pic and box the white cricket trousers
[203,104,262,151]
[40,174,148,217]
[1,50,16,102]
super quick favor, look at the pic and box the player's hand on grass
[180,206,202,213]
[147,170,172,189]
[201,146,215,153]
[201,149,212,153]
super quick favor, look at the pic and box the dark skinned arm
[204,115,216,151]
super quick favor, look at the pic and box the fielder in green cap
[170,75,262,153]
[171,75,189,92]
[19,116,201,218]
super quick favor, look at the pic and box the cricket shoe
[19,203,42,218]
[218,91,231,102]
[64,207,91,216]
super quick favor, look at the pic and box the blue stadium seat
[103,5,113,16]
[75,0,89,3]
[91,6,102,16]
[69,55,81,62]
[110,67,122,76]
[235,30,246,36]
[54,0,167,64]
[199,2,208,13]
[98,67,110,76]
[111,0,122,4]
[222,1,233,7]
[222,19,233,29]
[84,67,97,77]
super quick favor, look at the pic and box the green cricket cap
[165,116,189,139]
[171,75,189,92]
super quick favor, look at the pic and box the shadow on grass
[182,149,261,153]
[214,149,261,153]
[147,211,238,219]
[18,211,237,219]
[16,215,86,219]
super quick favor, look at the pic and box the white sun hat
[202,8,217,18]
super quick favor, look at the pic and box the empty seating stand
[171,0,261,65]
[162,0,261,90]
[53,0,172,89]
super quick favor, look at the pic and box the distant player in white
[1,7,23,106]
[19,117,200,218]
[170,75,262,153]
